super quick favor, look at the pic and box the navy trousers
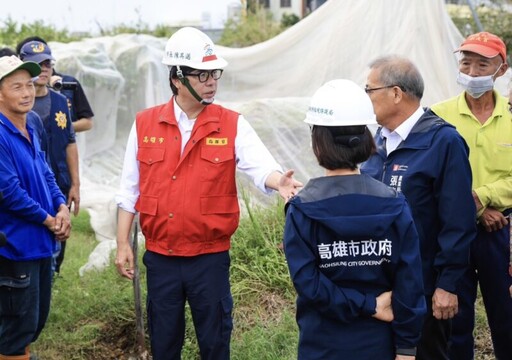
[143,250,233,360]
[449,222,512,360]
[0,256,52,356]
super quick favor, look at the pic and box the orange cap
[455,32,507,62]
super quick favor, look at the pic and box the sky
[1,0,242,34]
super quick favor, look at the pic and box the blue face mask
[456,64,502,99]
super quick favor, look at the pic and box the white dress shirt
[381,106,424,155]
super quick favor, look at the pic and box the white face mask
[456,64,502,99]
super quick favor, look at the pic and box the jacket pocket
[200,146,235,181]
[138,195,158,216]
[0,274,31,316]
[137,147,166,182]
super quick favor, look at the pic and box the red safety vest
[135,99,240,256]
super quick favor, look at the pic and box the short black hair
[0,47,16,58]
[311,125,376,170]
[16,36,48,55]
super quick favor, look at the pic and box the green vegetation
[0,4,500,358]
[32,198,298,359]
[218,5,300,47]
[30,197,494,359]
[0,17,180,49]
[219,7,282,47]
[0,4,298,49]
[2,3,512,50]
[0,17,79,49]
[447,3,512,61]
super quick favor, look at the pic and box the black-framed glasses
[185,69,223,83]
[364,84,405,94]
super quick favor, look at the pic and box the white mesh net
[46,0,509,274]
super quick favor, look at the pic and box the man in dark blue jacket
[360,55,477,360]
[19,41,79,275]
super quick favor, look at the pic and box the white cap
[0,55,41,82]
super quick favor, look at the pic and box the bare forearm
[472,190,483,212]
[115,208,136,279]
[117,208,135,246]
[265,169,303,201]
[73,118,93,132]
[264,171,282,191]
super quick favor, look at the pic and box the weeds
[31,200,493,359]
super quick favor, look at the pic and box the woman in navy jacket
[284,80,426,360]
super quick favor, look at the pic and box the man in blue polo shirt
[0,55,71,359]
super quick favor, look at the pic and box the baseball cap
[0,55,41,82]
[20,41,55,64]
[455,32,507,62]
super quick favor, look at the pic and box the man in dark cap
[20,40,80,275]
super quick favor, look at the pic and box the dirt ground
[85,322,149,360]
[88,314,495,360]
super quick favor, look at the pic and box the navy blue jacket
[284,174,426,360]
[32,90,75,194]
[361,109,476,296]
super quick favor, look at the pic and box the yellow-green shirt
[432,91,512,213]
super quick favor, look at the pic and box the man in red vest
[114,27,302,360]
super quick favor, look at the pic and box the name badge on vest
[206,138,228,146]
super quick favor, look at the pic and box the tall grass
[31,198,493,359]
[31,196,298,359]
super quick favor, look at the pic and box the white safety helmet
[162,27,228,70]
[304,79,376,126]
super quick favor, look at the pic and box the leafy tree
[152,25,177,39]
[218,6,282,47]
[3,2,512,56]
[0,17,177,48]
[246,0,267,14]
[0,17,78,49]
[448,4,512,63]
[281,13,300,28]
[218,2,303,48]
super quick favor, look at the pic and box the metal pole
[132,217,149,359]
[466,0,484,32]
